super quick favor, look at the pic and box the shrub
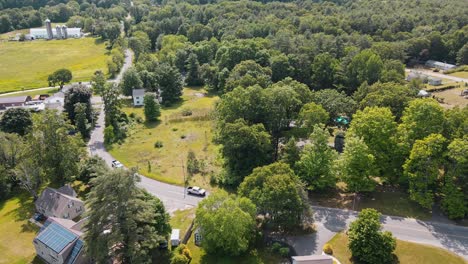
[154,140,163,148]
[172,127,178,131]
[180,134,186,139]
[181,108,193,116]
[279,247,290,257]
[170,254,189,264]
[136,116,143,123]
[129,112,136,118]
[323,243,333,255]
[271,242,281,253]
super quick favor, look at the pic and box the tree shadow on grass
[144,120,161,129]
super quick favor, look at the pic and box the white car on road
[111,160,124,168]
[187,186,206,196]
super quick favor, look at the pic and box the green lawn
[0,37,109,93]
[109,87,220,188]
[328,232,466,264]
[447,71,468,79]
[0,87,59,98]
[0,193,39,264]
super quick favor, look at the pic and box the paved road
[405,68,468,83]
[281,206,468,260]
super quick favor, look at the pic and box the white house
[132,89,145,106]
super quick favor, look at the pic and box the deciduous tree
[348,209,396,264]
[143,93,161,122]
[0,108,32,136]
[195,191,256,256]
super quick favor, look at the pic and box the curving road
[277,206,468,260]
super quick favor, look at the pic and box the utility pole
[182,158,186,199]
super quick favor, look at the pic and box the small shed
[292,255,333,264]
[171,229,180,247]
[428,77,442,86]
[417,90,431,98]
[132,89,145,106]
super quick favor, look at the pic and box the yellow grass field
[109,88,221,187]
[0,38,109,93]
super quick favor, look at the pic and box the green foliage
[298,102,330,133]
[311,52,340,89]
[348,209,396,264]
[279,137,300,168]
[238,162,309,230]
[91,70,107,95]
[441,179,467,219]
[154,140,163,148]
[323,243,333,255]
[170,253,189,264]
[85,170,171,263]
[225,60,272,92]
[74,102,91,139]
[296,125,338,191]
[186,150,200,177]
[216,119,272,185]
[271,54,292,83]
[155,63,184,106]
[348,107,399,182]
[311,89,356,119]
[338,136,376,193]
[48,68,72,88]
[104,125,115,145]
[346,49,383,92]
[279,247,290,257]
[0,108,32,136]
[403,134,446,209]
[121,67,143,96]
[64,84,93,125]
[143,93,161,122]
[359,82,415,119]
[27,110,83,185]
[77,156,107,184]
[195,191,256,256]
[185,53,203,86]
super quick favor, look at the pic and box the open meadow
[109,87,221,187]
[0,38,109,93]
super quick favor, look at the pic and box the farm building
[29,19,82,40]
[425,60,456,71]
[35,185,84,220]
[0,95,31,110]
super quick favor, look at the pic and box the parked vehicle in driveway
[187,186,206,196]
[111,160,123,168]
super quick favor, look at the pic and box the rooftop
[36,222,78,253]
[133,89,145,97]
[0,96,30,104]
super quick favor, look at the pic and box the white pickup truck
[187,186,206,196]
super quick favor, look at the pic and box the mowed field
[0,38,109,93]
[109,88,220,187]
[0,193,39,264]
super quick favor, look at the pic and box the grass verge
[0,37,109,92]
[328,232,466,264]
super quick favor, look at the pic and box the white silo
[55,25,62,39]
[62,25,68,39]
[45,19,53,40]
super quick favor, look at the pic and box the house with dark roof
[33,217,88,264]
[35,185,84,220]
[0,95,31,110]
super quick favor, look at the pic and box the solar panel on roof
[36,223,77,253]
[65,239,84,264]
